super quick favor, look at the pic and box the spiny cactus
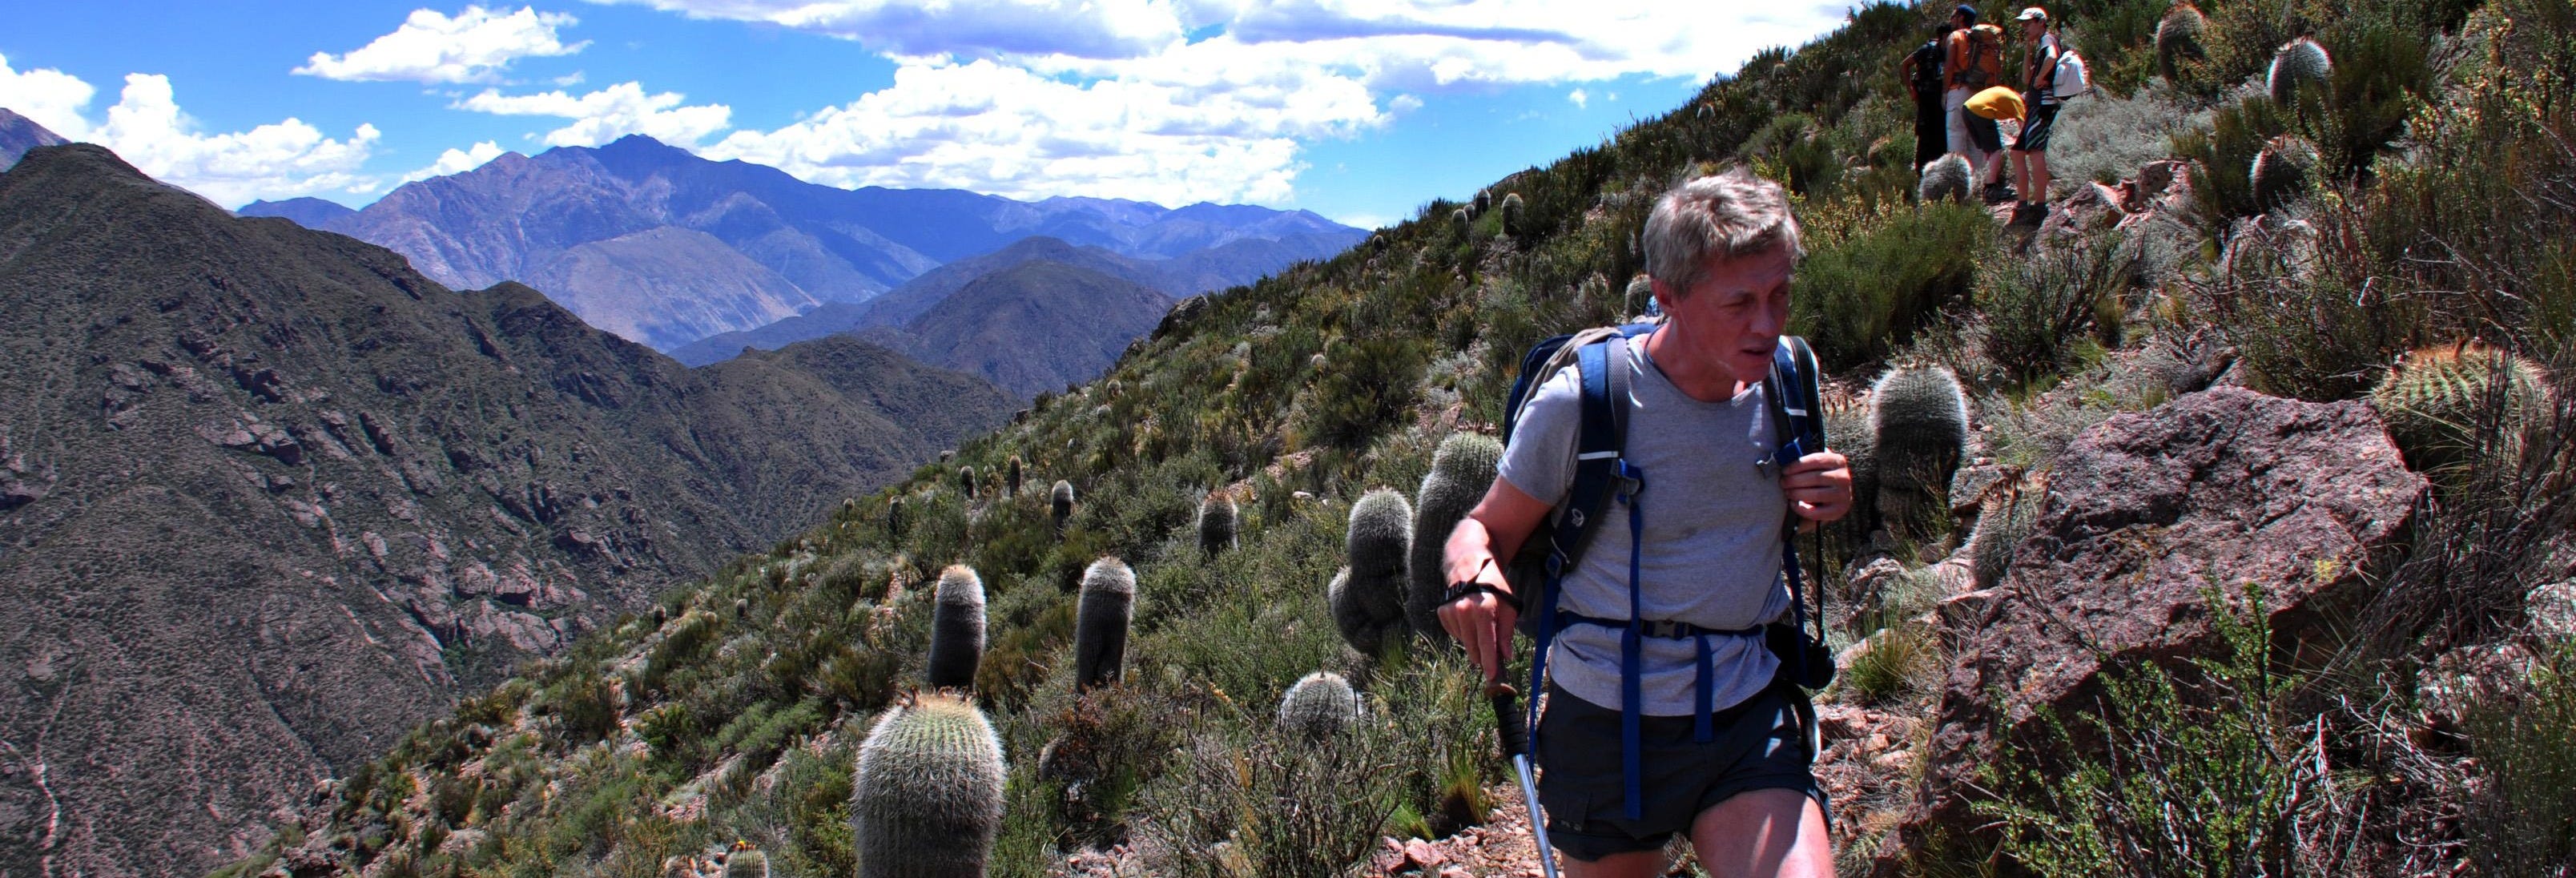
[1197,490,1238,556]
[1409,433,1503,639]
[723,846,769,878]
[735,597,750,618]
[958,465,977,500]
[852,693,1006,878]
[2267,37,2332,106]
[1822,393,1881,562]
[888,494,905,542]
[1345,488,1413,642]
[2250,134,2320,213]
[1870,366,1970,542]
[1005,455,1024,498]
[1624,273,1656,319]
[1499,192,1527,236]
[1277,671,1362,739]
[1326,566,1392,656]
[2371,341,2554,483]
[1075,558,1136,690]
[1966,479,2045,590]
[1050,479,1077,536]
[1451,207,1472,236]
[1918,154,1973,203]
[652,605,668,626]
[1473,188,1492,214]
[927,565,985,690]
[2155,2,2207,84]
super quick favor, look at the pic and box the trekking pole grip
[1487,684,1529,758]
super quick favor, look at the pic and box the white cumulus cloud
[296,6,589,84]
[456,81,731,147]
[3,58,383,207]
[0,52,99,139]
[403,139,509,181]
[1568,87,1587,108]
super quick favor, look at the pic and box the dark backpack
[1499,323,1833,820]
[1911,39,1946,96]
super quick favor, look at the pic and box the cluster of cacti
[1050,479,1077,536]
[1075,558,1135,690]
[1277,671,1362,739]
[1966,479,2045,590]
[722,844,768,878]
[1408,433,1503,640]
[1333,489,1413,654]
[1624,273,1656,319]
[1005,455,1024,497]
[1870,365,1970,542]
[1918,154,1972,203]
[2154,2,2207,84]
[2370,341,2554,482]
[958,465,977,499]
[852,692,1007,878]
[927,565,985,690]
[2250,134,2320,213]
[1197,489,1238,556]
[1499,192,1526,236]
[2267,37,2332,106]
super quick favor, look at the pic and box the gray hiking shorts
[1533,676,1825,862]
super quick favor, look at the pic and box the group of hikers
[1902,4,2083,222]
[1408,10,2091,876]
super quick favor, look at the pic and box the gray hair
[1643,168,1803,299]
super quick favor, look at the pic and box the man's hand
[1436,557,1520,686]
[1783,450,1854,530]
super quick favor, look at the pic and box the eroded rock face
[1902,388,2425,843]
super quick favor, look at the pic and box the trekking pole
[1487,683,1561,878]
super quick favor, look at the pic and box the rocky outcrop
[1902,388,2426,843]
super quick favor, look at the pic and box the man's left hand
[1783,451,1853,530]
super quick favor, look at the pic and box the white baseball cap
[2015,6,2049,21]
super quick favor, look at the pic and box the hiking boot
[1982,182,2019,204]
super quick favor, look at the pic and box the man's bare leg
[1689,788,1833,878]
[1560,847,1668,878]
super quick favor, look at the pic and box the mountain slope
[885,260,1176,398]
[318,135,1364,352]
[521,226,822,351]
[0,107,68,168]
[236,196,358,227]
[0,143,1014,878]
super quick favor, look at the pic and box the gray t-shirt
[1498,338,1789,715]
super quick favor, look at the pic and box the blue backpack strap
[1523,333,1636,797]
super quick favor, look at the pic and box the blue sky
[1,2,1851,229]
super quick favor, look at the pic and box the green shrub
[1839,622,1942,706]
[1791,200,1994,369]
[1976,232,2143,385]
[1978,585,2320,877]
[2464,638,2576,876]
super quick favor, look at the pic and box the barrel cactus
[1326,566,1397,656]
[1499,192,1527,236]
[927,565,985,690]
[1277,671,1362,739]
[1918,154,1973,203]
[2370,342,2553,485]
[1075,558,1136,690]
[1050,479,1077,536]
[1870,366,1970,542]
[958,465,977,500]
[1821,393,1881,562]
[1197,490,1238,556]
[1624,273,1656,319]
[1409,433,1503,640]
[2267,37,2332,107]
[723,845,768,878]
[2155,2,2207,84]
[1345,488,1413,640]
[1005,455,1024,497]
[852,692,1007,878]
[1966,479,2045,590]
[888,495,906,542]
[2250,134,2320,213]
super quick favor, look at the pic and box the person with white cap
[2010,6,2064,222]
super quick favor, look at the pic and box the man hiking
[1439,168,1854,878]
[1944,5,2015,202]
[2009,6,2064,222]
[1900,21,1957,177]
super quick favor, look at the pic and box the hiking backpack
[2050,46,2092,100]
[1498,321,1833,820]
[1911,38,1946,97]
[1957,23,2006,90]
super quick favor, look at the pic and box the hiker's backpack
[1910,38,1946,96]
[2050,46,2091,100]
[1498,321,1833,820]
[1958,23,2006,90]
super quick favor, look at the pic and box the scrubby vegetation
[221,0,2574,874]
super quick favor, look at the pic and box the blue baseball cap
[1954,4,1979,21]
